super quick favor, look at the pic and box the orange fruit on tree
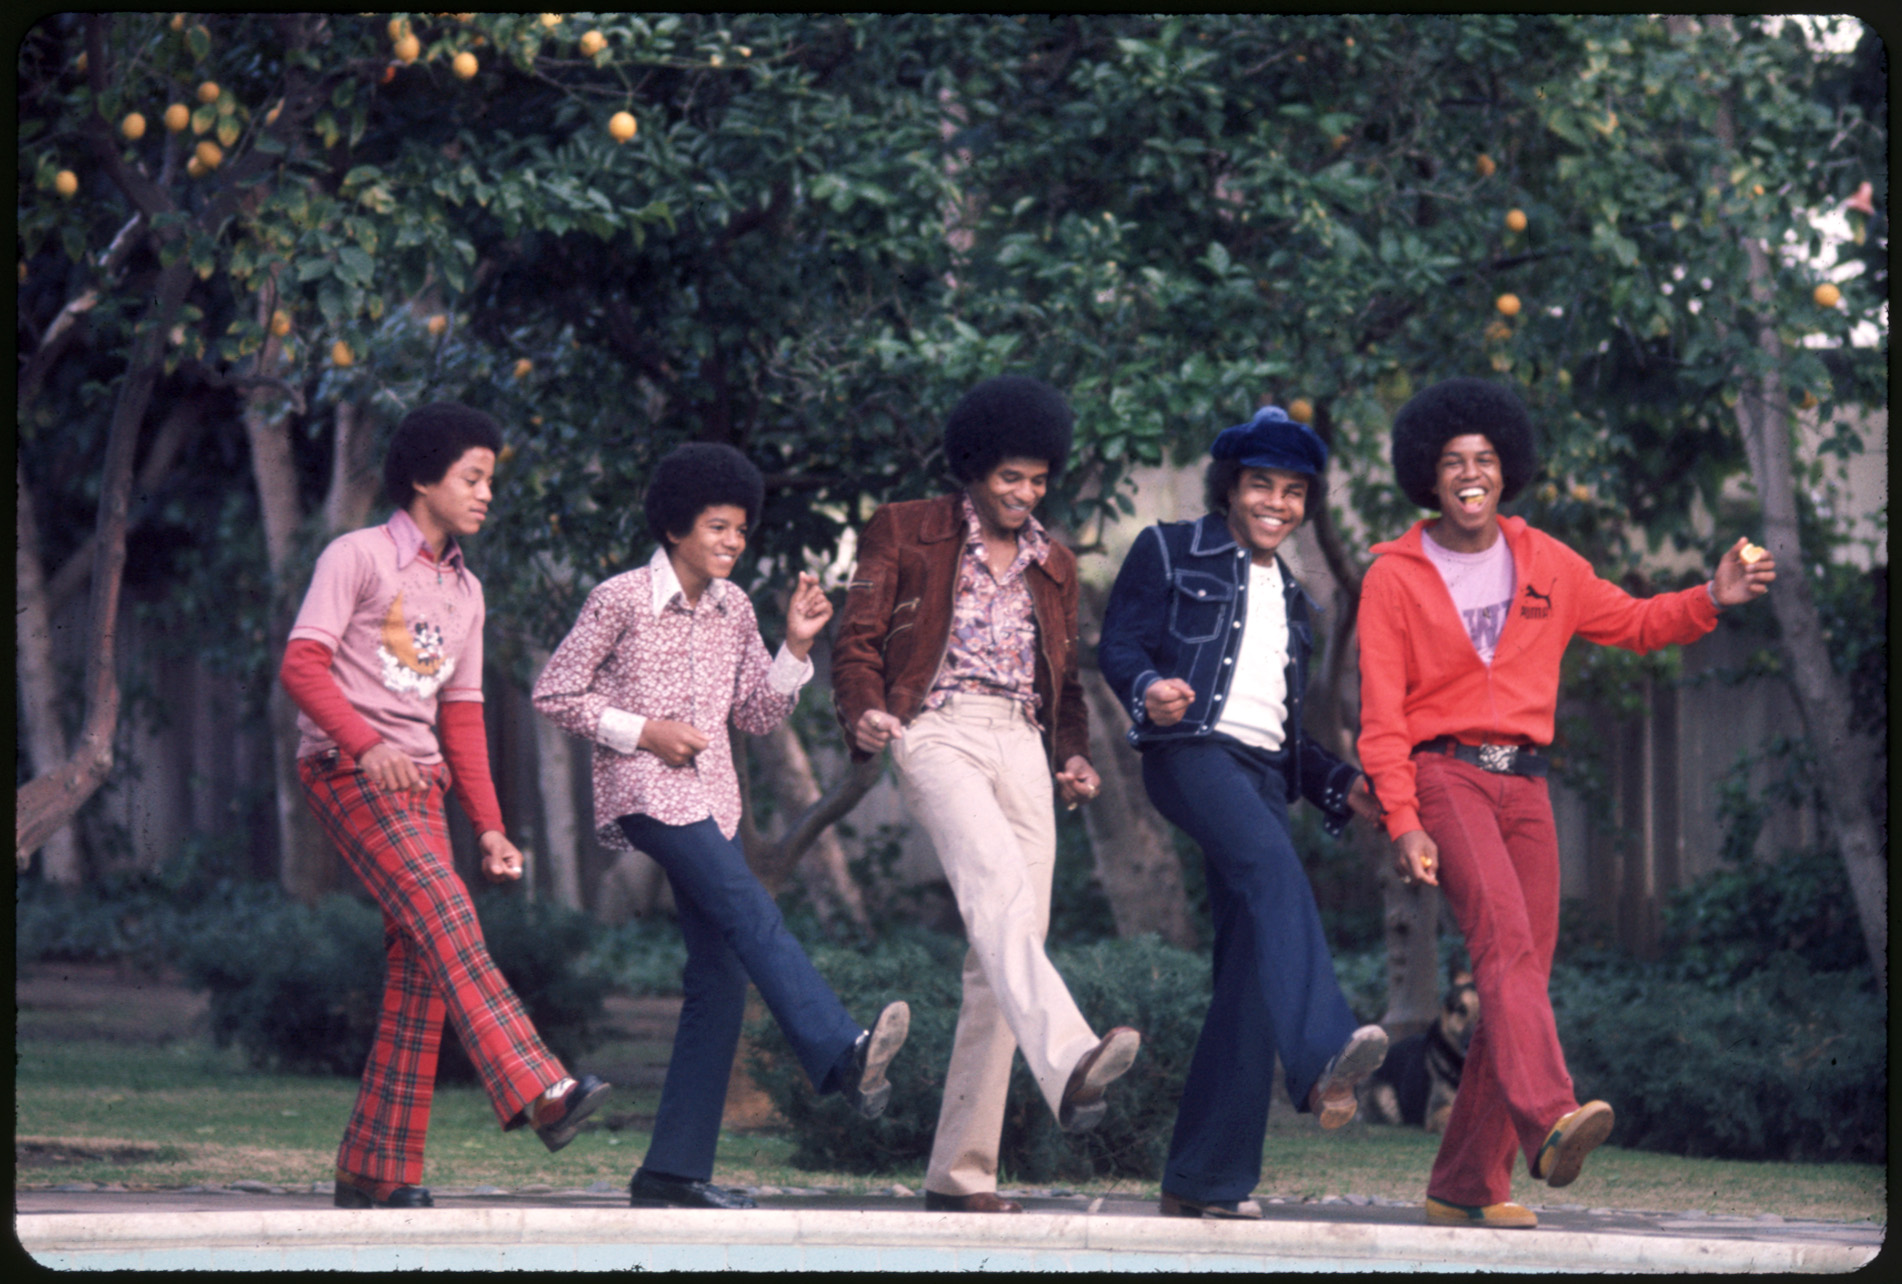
[608,111,638,142]
[1495,293,1521,317]
[1287,398,1315,424]
[186,156,208,179]
[270,310,293,337]
[331,340,356,367]
[121,112,147,141]
[426,314,449,337]
[580,30,607,56]
[395,34,421,64]
[452,50,478,79]
[1505,208,1527,232]
[1813,282,1841,308]
[164,102,190,132]
[388,17,410,42]
[1475,153,1496,178]
[54,169,79,198]
[195,140,223,169]
[513,358,534,378]
[197,80,220,104]
[540,13,562,27]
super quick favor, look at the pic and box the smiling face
[411,446,496,545]
[1224,466,1309,563]
[1431,433,1505,551]
[966,456,1050,539]
[666,504,749,599]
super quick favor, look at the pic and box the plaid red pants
[299,753,566,1187]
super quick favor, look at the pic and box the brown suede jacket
[831,493,1090,772]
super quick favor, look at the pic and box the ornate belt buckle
[1477,743,1516,774]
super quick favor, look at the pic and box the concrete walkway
[16,1185,1882,1272]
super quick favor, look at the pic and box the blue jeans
[1141,736,1360,1203]
[617,815,863,1182]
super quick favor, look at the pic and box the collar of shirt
[957,492,1050,572]
[386,508,466,578]
[647,544,730,617]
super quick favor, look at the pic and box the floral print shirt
[924,493,1050,726]
[532,547,812,846]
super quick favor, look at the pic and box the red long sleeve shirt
[280,638,505,837]
[1356,517,1718,840]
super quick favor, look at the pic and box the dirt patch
[17,1140,183,1169]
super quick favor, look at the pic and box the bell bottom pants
[616,814,864,1184]
[299,754,566,1188]
[1141,735,1361,1204]
[1414,752,1578,1208]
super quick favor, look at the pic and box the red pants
[1415,753,1578,1207]
[299,754,566,1187]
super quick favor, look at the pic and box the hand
[1712,537,1776,608]
[357,742,427,795]
[479,831,524,883]
[784,572,833,658]
[1056,756,1101,810]
[854,708,904,754]
[1347,776,1381,824]
[639,718,710,767]
[1394,829,1440,888]
[1143,677,1196,727]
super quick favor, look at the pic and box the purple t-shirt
[1422,528,1516,664]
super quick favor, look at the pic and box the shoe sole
[854,1001,910,1118]
[1537,1101,1614,1188]
[1312,1026,1389,1129]
[1160,1192,1263,1220]
[1059,1028,1141,1133]
[1425,1197,1537,1229]
[538,1077,612,1153]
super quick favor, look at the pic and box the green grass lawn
[15,1019,1885,1223]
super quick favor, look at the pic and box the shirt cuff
[767,644,815,696]
[598,706,647,756]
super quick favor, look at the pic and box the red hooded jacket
[1356,516,1718,840]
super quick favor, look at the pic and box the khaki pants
[892,694,1101,1197]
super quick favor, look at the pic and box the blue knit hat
[1210,406,1328,477]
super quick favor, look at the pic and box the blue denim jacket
[1098,514,1361,835]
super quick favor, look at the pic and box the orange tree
[19,16,1885,986]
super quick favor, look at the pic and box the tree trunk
[742,720,872,934]
[15,255,194,858]
[1075,662,1198,947]
[243,318,337,903]
[14,461,85,882]
[1705,20,1886,995]
[532,691,585,910]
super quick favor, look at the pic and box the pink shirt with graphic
[287,509,485,764]
[1421,527,1517,665]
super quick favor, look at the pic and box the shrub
[746,929,1210,1180]
[176,885,609,1081]
[1553,953,1885,1164]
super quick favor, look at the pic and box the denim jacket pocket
[1167,569,1236,644]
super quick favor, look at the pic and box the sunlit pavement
[15,1186,1881,1272]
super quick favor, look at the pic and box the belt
[1414,737,1547,778]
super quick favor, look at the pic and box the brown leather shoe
[1306,1025,1389,1129]
[924,1189,1024,1213]
[1159,1190,1262,1220]
[1058,1027,1142,1133]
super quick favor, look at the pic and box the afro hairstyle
[1390,377,1539,510]
[383,402,504,509]
[644,442,765,545]
[942,374,1074,484]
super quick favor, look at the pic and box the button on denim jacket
[1098,514,1361,835]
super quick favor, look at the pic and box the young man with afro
[279,402,610,1209]
[533,442,909,1211]
[1097,406,1389,1220]
[1356,377,1776,1229]
[833,375,1141,1214]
